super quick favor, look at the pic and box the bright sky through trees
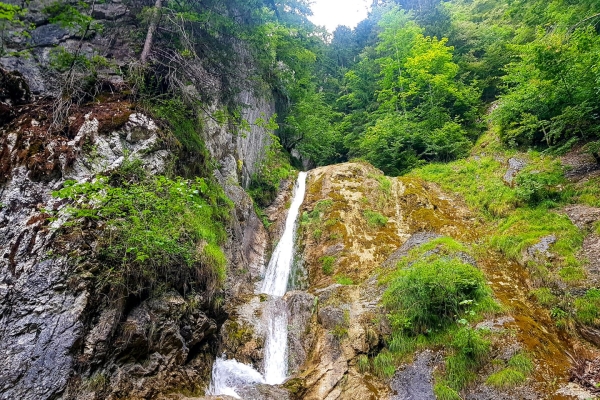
[308,0,371,32]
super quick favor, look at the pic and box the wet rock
[0,259,87,400]
[0,105,220,399]
[475,316,516,333]
[285,291,316,374]
[0,66,30,106]
[503,157,527,185]
[564,205,600,230]
[577,324,600,348]
[556,383,598,400]
[30,24,70,47]
[562,146,600,182]
[390,350,438,400]
[464,386,538,400]
[236,383,291,400]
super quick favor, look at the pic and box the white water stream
[208,172,308,398]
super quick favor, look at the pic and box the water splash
[208,357,266,398]
[208,172,307,395]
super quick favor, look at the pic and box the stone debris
[503,157,527,185]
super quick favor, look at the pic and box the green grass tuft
[508,353,534,374]
[530,288,557,307]
[383,257,492,335]
[321,256,336,275]
[335,275,354,285]
[486,368,526,388]
[357,354,370,373]
[363,209,388,228]
[434,382,462,400]
[373,350,396,378]
[575,289,600,327]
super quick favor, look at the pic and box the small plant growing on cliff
[575,289,600,327]
[357,355,370,373]
[249,134,293,207]
[0,2,30,55]
[363,210,388,228]
[486,353,533,389]
[445,326,491,389]
[43,1,103,36]
[320,256,336,275]
[373,350,395,378]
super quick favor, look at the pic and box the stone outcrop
[0,88,272,398]
[279,163,474,400]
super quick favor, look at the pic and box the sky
[308,0,372,32]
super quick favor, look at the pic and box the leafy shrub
[53,164,232,298]
[383,257,490,335]
[515,171,564,206]
[43,1,103,36]
[151,98,210,158]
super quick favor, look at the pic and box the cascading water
[208,171,308,398]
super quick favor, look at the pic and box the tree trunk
[140,0,162,65]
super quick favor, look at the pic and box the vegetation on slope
[53,158,233,301]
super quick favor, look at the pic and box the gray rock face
[30,24,70,46]
[526,234,556,262]
[91,3,128,20]
[0,56,46,95]
[285,291,316,374]
[0,259,87,400]
[382,232,442,268]
[390,351,438,400]
[503,157,527,185]
[0,109,225,399]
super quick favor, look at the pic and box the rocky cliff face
[0,2,277,394]
[206,162,592,400]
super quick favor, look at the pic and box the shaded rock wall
[0,97,271,400]
[0,0,275,185]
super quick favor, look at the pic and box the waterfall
[261,171,307,297]
[208,171,308,398]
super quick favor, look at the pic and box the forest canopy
[275,0,600,174]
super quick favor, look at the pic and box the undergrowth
[53,158,232,300]
[371,239,499,390]
[249,134,294,207]
[410,134,591,330]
